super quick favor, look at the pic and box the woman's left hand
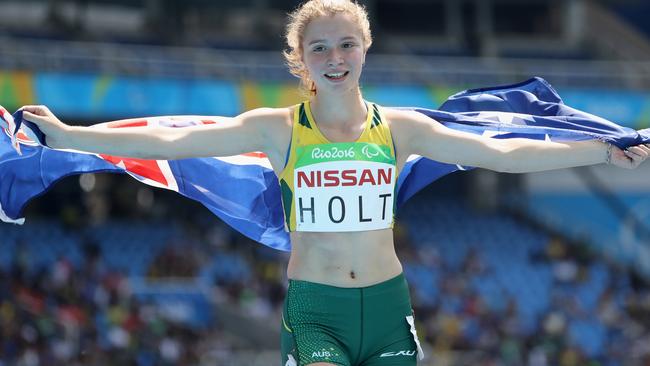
[610,143,650,169]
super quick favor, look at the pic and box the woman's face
[301,13,366,94]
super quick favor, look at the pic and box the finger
[21,110,46,123]
[624,150,645,163]
[627,146,649,158]
[19,105,50,116]
[19,105,39,112]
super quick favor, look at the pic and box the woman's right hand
[20,105,69,148]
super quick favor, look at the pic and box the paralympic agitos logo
[361,144,379,159]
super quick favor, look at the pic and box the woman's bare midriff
[287,228,403,287]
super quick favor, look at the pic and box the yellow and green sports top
[278,101,398,232]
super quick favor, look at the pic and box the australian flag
[2,77,649,251]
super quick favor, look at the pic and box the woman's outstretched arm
[388,109,650,172]
[20,105,289,160]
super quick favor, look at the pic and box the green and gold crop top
[277,101,398,232]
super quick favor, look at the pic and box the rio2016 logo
[311,146,355,160]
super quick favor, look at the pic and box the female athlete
[18,1,650,365]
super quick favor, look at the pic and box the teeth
[326,72,345,78]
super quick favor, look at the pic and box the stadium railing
[2,36,650,89]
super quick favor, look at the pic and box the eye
[342,42,356,49]
[312,45,326,52]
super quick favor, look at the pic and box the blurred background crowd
[1,0,650,365]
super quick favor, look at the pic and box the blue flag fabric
[2,77,649,251]
[395,77,650,206]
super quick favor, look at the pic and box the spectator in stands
[0,238,209,366]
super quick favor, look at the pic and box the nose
[327,49,344,67]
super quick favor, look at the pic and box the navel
[349,271,356,279]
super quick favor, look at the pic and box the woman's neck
[309,88,366,127]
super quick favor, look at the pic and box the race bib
[293,142,396,232]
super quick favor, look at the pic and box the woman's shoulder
[373,105,425,125]
[237,106,297,154]
[241,106,294,122]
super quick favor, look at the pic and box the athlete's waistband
[288,272,407,297]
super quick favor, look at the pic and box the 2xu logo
[380,350,417,357]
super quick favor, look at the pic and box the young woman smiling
[18,1,650,365]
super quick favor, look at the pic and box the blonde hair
[284,0,372,95]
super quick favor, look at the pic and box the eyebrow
[308,36,358,46]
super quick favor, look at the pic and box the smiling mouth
[324,71,349,81]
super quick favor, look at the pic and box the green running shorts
[281,273,423,366]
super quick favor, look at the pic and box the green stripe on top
[298,103,311,129]
[295,142,394,169]
[371,104,382,128]
[280,179,293,225]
